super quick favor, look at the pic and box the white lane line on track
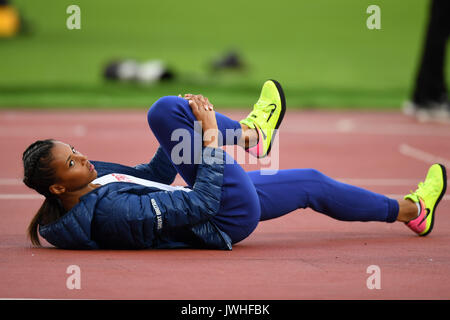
[338,178,427,186]
[0,125,87,137]
[283,122,450,136]
[3,178,448,186]
[386,194,449,201]
[0,178,23,185]
[0,298,94,300]
[0,194,448,201]
[399,144,450,168]
[0,194,44,200]
[335,119,355,132]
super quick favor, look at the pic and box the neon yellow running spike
[240,79,286,158]
[404,163,447,236]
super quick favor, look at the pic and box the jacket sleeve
[133,146,178,184]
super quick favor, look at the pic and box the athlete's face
[48,141,97,195]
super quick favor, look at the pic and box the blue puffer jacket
[38,146,232,250]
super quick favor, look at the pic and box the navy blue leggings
[147,96,399,244]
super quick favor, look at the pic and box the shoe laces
[256,100,274,110]
[250,101,274,118]
[412,180,439,198]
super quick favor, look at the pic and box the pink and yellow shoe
[240,80,286,158]
[404,163,447,236]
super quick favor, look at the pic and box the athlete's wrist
[203,127,219,148]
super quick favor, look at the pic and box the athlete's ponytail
[22,139,65,246]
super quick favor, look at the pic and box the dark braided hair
[23,139,56,197]
[22,139,65,246]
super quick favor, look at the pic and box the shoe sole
[421,164,447,236]
[259,79,286,158]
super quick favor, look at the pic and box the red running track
[0,109,449,299]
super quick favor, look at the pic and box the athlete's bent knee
[147,96,180,129]
[147,96,190,128]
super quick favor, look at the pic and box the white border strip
[337,178,430,186]
[399,144,450,168]
[0,194,44,200]
[0,125,86,137]
[0,192,448,201]
[0,178,23,185]
[386,194,449,201]
[283,122,450,137]
[2,178,442,186]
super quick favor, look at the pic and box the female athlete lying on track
[22,80,447,249]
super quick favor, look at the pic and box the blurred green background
[0,0,448,109]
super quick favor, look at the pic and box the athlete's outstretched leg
[248,164,447,237]
[247,169,400,223]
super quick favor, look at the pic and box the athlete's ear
[49,184,66,196]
